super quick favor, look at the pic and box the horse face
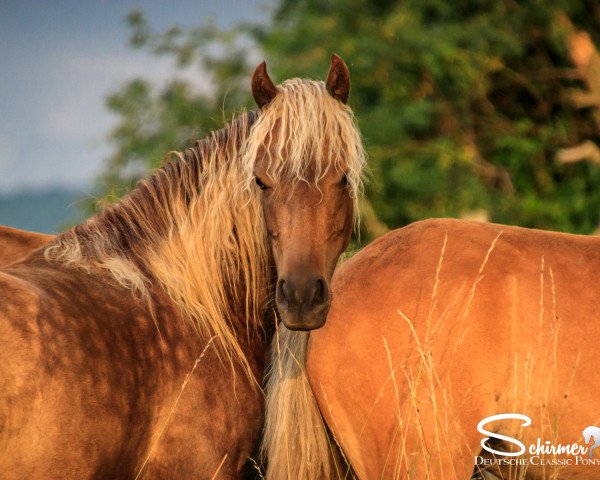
[250,55,355,331]
[255,164,354,330]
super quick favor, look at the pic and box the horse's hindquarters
[308,219,600,479]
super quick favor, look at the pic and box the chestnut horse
[0,225,53,266]
[265,218,600,479]
[0,55,365,479]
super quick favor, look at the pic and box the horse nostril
[312,278,327,307]
[277,279,290,307]
[283,281,293,303]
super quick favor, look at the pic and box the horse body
[0,225,53,266]
[305,218,600,479]
[0,251,263,479]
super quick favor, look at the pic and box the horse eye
[340,174,349,187]
[255,176,268,190]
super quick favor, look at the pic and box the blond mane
[45,78,365,385]
[243,79,366,223]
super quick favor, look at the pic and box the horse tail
[261,325,345,479]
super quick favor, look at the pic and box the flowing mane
[45,78,366,380]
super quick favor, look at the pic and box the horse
[0,54,366,479]
[0,225,53,266]
[264,218,600,479]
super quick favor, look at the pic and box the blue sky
[0,1,266,193]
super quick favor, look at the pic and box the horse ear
[251,61,278,110]
[326,53,350,104]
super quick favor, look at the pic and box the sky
[0,0,267,194]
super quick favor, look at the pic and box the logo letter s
[477,413,532,457]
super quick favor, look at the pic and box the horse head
[246,54,365,330]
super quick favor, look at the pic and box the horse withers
[267,218,600,479]
[0,55,365,479]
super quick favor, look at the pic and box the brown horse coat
[0,249,267,479]
[308,218,600,479]
[0,226,53,266]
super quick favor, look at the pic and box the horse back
[0,225,53,267]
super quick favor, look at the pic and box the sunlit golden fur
[265,219,600,480]
[45,78,366,385]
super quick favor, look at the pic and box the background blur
[2,0,600,241]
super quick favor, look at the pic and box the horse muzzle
[276,274,331,330]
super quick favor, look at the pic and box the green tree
[95,1,600,238]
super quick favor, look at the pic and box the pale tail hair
[262,325,347,479]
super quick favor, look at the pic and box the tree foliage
[96,1,600,238]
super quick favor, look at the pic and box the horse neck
[46,110,272,379]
